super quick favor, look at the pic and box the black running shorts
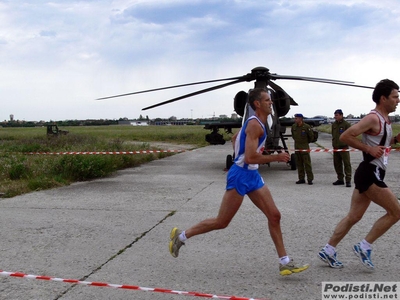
[354,161,387,194]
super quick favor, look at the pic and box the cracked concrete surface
[1,132,400,300]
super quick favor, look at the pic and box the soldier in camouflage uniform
[332,109,352,187]
[291,113,314,185]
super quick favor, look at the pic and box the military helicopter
[97,66,373,170]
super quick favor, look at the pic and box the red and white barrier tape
[291,148,360,153]
[271,147,400,153]
[24,148,351,155]
[19,147,400,155]
[0,270,269,300]
[26,150,186,155]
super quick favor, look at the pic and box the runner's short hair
[249,88,267,110]
[372,79,399,104]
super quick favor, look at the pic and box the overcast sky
[1,0,400,121]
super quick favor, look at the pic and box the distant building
[345,118,361,125]
[130,120,149,126]
[118,120,149,126]
[312,115,328,124]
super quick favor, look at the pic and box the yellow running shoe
[169,227,184,258]
[279,259,309,276]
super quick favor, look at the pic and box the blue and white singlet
[233,115,267,170]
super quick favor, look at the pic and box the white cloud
[0,0,400,121]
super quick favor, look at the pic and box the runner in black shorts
[318,79,400,270]
[354,161,387,193]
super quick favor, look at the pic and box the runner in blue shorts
[226,163,265,196]
[169,88,309,276]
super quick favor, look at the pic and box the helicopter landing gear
[226,154,234,170]
[205,130,226,145]
[289,153,296,170]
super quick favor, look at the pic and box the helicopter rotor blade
[96,76,244,100]
[270,74,374,89]
[321,82,374,89]
[270,74,355,84]
[142,78,246,111]
[291,80,374,89]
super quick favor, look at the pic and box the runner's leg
[185,189,244,239]
[248,185,286,257]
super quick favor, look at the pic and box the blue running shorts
[226,164,265,196]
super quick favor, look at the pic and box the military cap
[334,109,343,115]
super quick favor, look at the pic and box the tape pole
[0,270,269,300]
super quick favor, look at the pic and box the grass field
[1,123,398,198]
[0,125,237,198]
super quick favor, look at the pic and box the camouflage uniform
[332,119,352,183]
[291,122,314,182]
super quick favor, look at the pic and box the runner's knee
[347,213,363,225]
[388,210,400,222]
[268,210,281,225]
[214,219,230,230]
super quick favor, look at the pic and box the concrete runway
[1,132,400,300]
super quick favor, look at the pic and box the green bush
[9,163,28,180]
[0,125,210,197]
[27,177,63,191]
[54,155,116,181]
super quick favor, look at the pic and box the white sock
[360,239,372,251]
[324,244,336,256]
[279,256,290,265]
[179,231,187,242]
